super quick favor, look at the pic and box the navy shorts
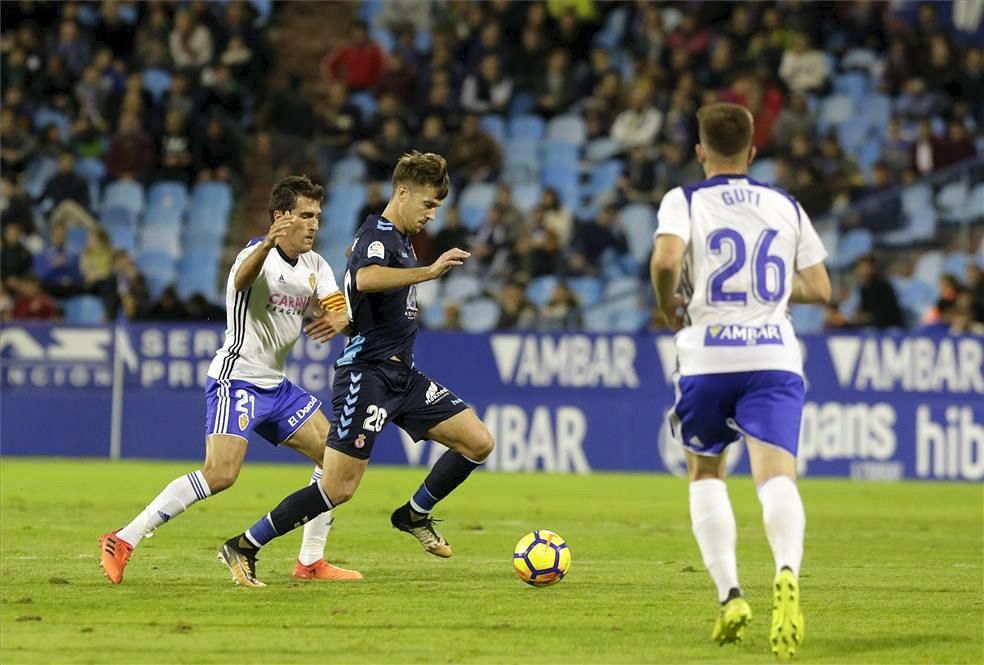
[667,370,805,457]
[327,360,469,460]
[205,377,321,445]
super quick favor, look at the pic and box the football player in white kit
[99,176,362,585]
[650,104,831,658]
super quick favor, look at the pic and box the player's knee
[202,466,239,493]
[320,475,355,506]
[468,428,495,462]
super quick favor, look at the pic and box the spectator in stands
[610,82,663,151]
[856,161,902,233]
[653,141,702,195]
[956,47,983,123]
[616,146,659,206]
[51,19,90,77]
[852,255,905,329]
[537,187,572,246]
[510,25,548,96]
[106,112,154,182]
[96,0,134,59]
[113,249,149,319]
[1,178,36,235]
[427,205,467,257]
[75,66,110,130]
[9,274,60,320]
[0,109,36,176]
[71,115,106,159]
[472,204,517,277]
[667,14,711,60]
[317,81,364,163]
[416,114,451,157]
[441,303,463,332]
[778,31,829,94]
[322,21,384,92]
[467,20,506,70]
[880,116,913,177]
[496,280,537,330]
[263,71,314,172]
[896,78,947,123]
[375,52,418,107]
[570,204,628,277]
[771,93,815,153]
[534,48,577,117]
[540,283,583,331]
[143,285,189,321]
[1,223,34,282]
[221,35,256,88]
[169,9,214,73]
[492,184,525,231]
[938,120,977,169]
[788,166,832,219]
[967,264,984,325]
[912,119,944,176]
[134,3,172,69]
[630,2,666,64]
[34,219,81,298]
[201,64,245,122]
[41,151,89,212]
[817,134,865,197]
[355,182,387,232]
[526,224,565,279]
[185,293,225,322]
[196,117,242,183]
[80,227,117,316]
[460,54,513,115]
[164,73,197,119]
[157,111,195,184]
[357,116,410,181]
[448,114,502,184]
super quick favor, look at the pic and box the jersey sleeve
[350,227,401,270]
[314,256,346,312]
[654,187,691,245]
[231,238,264,274]
[795,206,828,270]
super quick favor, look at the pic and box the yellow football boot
[712,594,752,645]
[770,567,805,660]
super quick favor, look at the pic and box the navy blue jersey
[336,215,419,366]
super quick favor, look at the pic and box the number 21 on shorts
[235,389,256,430]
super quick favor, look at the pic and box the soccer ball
[513,530,571,587]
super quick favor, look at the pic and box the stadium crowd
[1,0,982,334]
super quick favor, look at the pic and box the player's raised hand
[262,214,294,250]
[304,309,349,343]
[428,248,471,279]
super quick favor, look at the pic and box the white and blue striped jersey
[207,238,341,389]
[655,174,827,377]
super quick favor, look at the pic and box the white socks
[298,465,334,566]
[757,475,805,578]
[689,478,740,603]
[117,471,211,547]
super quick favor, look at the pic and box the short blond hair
[392,151,450,200]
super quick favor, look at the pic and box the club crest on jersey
[239,413,249,430]
[309,272,316,290]
[355,433,367,449]
[705,324,783,347]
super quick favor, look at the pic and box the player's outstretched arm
[233,215,293,292]
[790,263,832,305]
[356,248,471,293]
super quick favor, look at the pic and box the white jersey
[655,174,827,377]
[207,239,341,388]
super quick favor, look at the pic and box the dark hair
[269,175,324,224]
[696,102,754,158]
[392,151,449,200]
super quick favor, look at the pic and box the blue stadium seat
[139,226,182,258]
[936,181,969,222]
[503,139,540,185]
[588,160,623,201]
[856,139,882,181]
[415,29,432,53]
[835,229,873,268]
[191,182,233,215]
[748,158,776,183]
[583,303,614,332]
[790,305,826,334]
[838,120,870,154]
[457,183,496,231]
[893,278,936,322]
[913,250,944,286]
[593,5,628,49]
[817,94,855,134]
[107,224,136,252]
[136,250,178,298]
[619,203,657,263]
[584,138,621,163]
[460,298,501,333]
[63,295,106,324]
[350,92,378,119]
[546,115,587,145]
[249,0,272,22]
[509,114,545,141]
[442,273,483,302]
[603,275,640,302]
[421,302,447,329]
[526,275,559,308]
[103,181,145,216]
[142,69,172,104]
[511,183,542,212]
[75,157,106,183]
[567,277,603,307]
[370,26,394,52]
[941,252,969,278]
[965,183,984,224]
[541,140,579,167]
[101,206,137,232]
[33,108,71,141]
[66,225,88,254]
[148,181,189,210]
[23,157,58,199]
[186,205,230,235]
[479,115,506,146]
[326,183,366,238]
[609,301,647,332]
[508,93,536,115]
[331,156,367,183]
[834,72,869,103]
[901,183,932,213]
[143,205,184,228]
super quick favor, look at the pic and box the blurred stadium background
[1,0,981,331]
[1,1,982,662]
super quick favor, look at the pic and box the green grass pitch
[1,458,981,664]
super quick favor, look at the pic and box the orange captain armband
[319,291,347,312]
